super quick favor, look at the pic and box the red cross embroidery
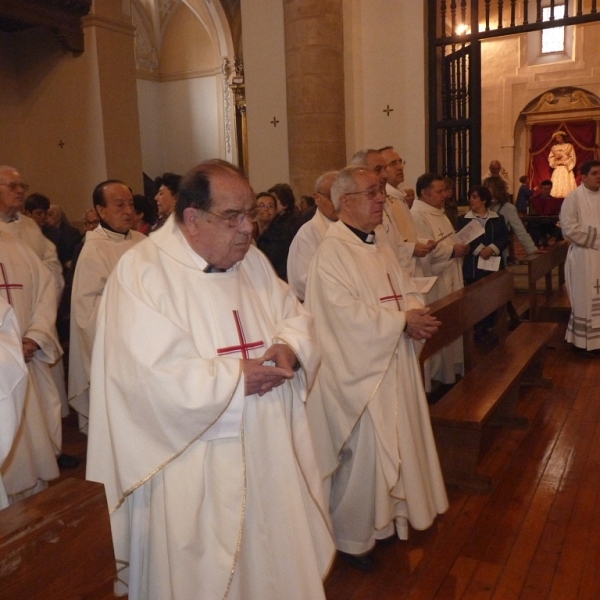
[379,274,403,311]
[216,310,265,359]
[0,262,23,306]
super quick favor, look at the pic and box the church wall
[0,27,109,221]
[343,0,428,188]
[240,0,290,193]
[481,22,600,195]
[136,1,223,180]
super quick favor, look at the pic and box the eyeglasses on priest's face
[203,207,261,227]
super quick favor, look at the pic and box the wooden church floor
[56,284,600,600]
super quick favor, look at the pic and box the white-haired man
[287,170,338,301]
[305,165,448,569]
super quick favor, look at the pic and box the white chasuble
[305,221,448,553]
[86,216,334,600]
[0,233,61,500]
[69,225,145,432]
[411,199,465,386]
[0,298,27,508]
[560,184,600,349]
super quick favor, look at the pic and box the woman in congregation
[484,175,538,259]
[253,192,278,242]
[456,185,510,285]
[152,172,181,231]
[257,183,299,280]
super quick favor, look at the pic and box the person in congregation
[483,159,512,194]
[515,175,535,215]
[253,191,277,243]
[44,203,82,268]
[257,182,299,279]
[443,177,459,228]
[152,171,181,231]
[0,232,63,503]
[305,165,448,570]
[132,193,157,235]
[0,297,28,509]
[411,172,468,389]
[69,180,145,434]
[287,170,338,301]
[559,160,600,356]
[528,180,564,247]
[484,175,538,258]
[86,160,335,600]
[456,185,510,285]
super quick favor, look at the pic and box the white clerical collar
[386,184,406,201]
[0,210,19,223]
[175,225,237,272]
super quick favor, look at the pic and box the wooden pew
[422,270,558,493]
[518,240,568,321]
[0,478,121,600]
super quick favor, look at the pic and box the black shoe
[340,551,375,571]
[572,345,600,358]
[57,454,80,469]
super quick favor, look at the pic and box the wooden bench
[517,240,569,321]
[423,270,558,493]
[0,478,121,600]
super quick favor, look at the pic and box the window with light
[542,5,565,54]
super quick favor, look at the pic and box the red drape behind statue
[528,120,599,193]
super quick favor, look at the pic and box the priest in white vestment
[287,170,338,301]
[0,297,28,508]
[0,232,62,503]
[86,161,335,600]
[560,160,600,354]
[0,166,67,462]
[305,165,448,567]
[69,181,145,433]
[411,173,468,388]
[380,146,434,272]
[351,149,416,273]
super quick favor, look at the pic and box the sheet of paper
[477,255,501,272]
[411,276,438,294]
[450,220,485,245]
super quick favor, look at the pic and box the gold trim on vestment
[109,360,244,513]
[222,422,247,600]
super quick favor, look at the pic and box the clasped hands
[405,307,441,341]
[22,337,40,363]
[242,343,298,397]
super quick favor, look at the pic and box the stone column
[283,0,346,196]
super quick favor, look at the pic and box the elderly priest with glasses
[86,160,335,600]
[305,165,448,570]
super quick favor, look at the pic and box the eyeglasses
[345,186,385,200]
[0,182,29,192]
[316,190,331,198]
[386,159,405,168]
[203,207,261,227]
[256,202,276,210]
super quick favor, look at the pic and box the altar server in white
[0,232,62,503]
[0,297,28,508]
[560,160,600,354]
[86,160,335,600]
[69,180,145,433]
[287,170,338,301]
[305,165,448,568]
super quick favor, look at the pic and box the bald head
[0,166,28,218]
